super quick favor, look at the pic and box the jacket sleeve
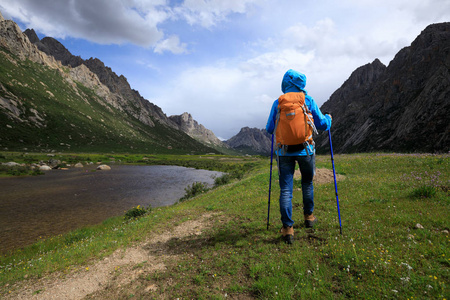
[306,95,331,131]
[265,100,278,134]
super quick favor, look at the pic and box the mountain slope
[316,22,450,153]
[0,12,217,154]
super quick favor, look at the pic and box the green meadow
[0,153,448,299]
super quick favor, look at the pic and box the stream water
[0,165,222,253]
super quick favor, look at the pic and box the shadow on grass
[144,223,330,258]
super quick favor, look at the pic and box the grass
[0,153,449,299]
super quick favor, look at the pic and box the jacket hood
[281,69,307,94]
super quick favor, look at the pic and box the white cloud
[154,35,188,54]
[175,0,258,28]
[0,0,167,46]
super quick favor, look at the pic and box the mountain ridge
[0,11,217,154]
[23,26,225,148]
[316,22,450,153]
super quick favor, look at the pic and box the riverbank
[1,153,449,299]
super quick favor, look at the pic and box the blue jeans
[277,154,315,227]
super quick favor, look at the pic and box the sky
[0,0,449,140]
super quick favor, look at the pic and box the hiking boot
[304,214,318,228]
[280,225,294,244]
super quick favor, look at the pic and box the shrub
[214,174,231,187]
[180,182,209,202]
[124,205,151,220]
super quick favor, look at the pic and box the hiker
[266,69,332,244]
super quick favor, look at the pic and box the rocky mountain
[315,22,450,153]
[23,28,176,129]
[22,28,225,149]
[0,11,217,154]
[225,127,272,155]
[169,112,224,147]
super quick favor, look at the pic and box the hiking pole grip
[328,129,343,235]
[267,134,274,230]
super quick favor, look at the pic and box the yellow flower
[86,267,89,271]
[371,270,374,273]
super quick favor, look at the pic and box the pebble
[414,223,424,229]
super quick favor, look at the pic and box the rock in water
[2,162,20,167]
[96,164,111,170]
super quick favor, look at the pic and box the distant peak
[372,58,385,67]
[24,29,40,43]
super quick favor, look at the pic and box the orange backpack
[275,92,317,152]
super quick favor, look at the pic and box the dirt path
[295,167,345,184]
[6,213,216,300]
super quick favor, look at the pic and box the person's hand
[327,114,332,120]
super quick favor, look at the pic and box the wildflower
[401,262,413,270]
[85,267,89,271]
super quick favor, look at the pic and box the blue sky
[0,0,449,139]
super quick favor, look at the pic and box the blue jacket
[266,69,332,156]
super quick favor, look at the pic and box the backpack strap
[274,107,287,156]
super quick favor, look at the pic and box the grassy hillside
[0,153,449,298]
[0,49,216,154]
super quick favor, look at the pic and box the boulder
[39,165,52,171]
[2,162,20,167]
[74,163,84,168]
[48,159,61,168]
[96,164,111,170]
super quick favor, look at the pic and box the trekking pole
[267,134,274,230]
[328,129,343,235]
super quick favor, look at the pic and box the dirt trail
[295,167,345,184]
[6,213,215,300]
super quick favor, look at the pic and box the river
[0,164,222,253]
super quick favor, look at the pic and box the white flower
[401,262,413,270]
